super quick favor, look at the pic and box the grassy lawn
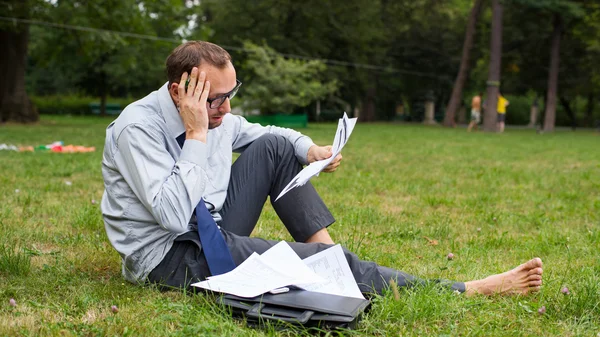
[1,115,599,336]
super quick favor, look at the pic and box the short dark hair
[166,41,232,85]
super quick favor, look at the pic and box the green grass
[1,115,599,336]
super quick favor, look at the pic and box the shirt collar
[158,82,185,138]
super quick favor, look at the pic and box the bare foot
[464,258,543,296]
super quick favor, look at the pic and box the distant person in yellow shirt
[497,93,509,133]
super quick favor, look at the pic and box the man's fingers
[329,154,343,164]
[324,165,338,173]
[187,67,198,97]
[194,71,206,101]
[320,146,333,160]
[324,158,341,172]
[200,80,210,105]
[178,72,188,103]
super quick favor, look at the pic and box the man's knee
[254,133,287,147]
[253,134,295,160]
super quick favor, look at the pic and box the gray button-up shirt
[101,82,314,284]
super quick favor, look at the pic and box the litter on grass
[0,141,95,153]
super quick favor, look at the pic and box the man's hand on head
[307,145,343,173]
[178,67,210,143]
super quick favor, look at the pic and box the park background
[1,0,600,336]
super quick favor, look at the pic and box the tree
[541,1,584,132]
[0,0,39,123]
[382,0,473,122]
[543,13,562,132]
[507,0,585,131]
[483,0,503,132]
[240,42,338,115]
[443,0,485,127]
[201,0,388,121]
[28,0,190,115]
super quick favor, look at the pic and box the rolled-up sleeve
[114,124,209,233]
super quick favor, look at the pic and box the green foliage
[27,0,191,100]
[12,0,600,122]
[503,94,535,125]
[508,0,585,18]
[202,0,470,117]
[240,42,338,114]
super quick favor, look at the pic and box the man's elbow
[154,209,191,234]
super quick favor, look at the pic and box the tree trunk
[585,92,595,128]
[543,14,562,133]
[360,86,377,122]
[443,0,484,127]
[484,0,503,132]
[0,1,38,123]
[559,96,576,130]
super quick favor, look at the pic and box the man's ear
[169,82,180,105]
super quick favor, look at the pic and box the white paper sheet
[191,242,326,298]
[191,242,364,299]
[275,112,357,201]
[191,253,294,298]
[259,241,326,285]
[301,245,365,299]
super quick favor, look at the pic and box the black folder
[217,290,371,330]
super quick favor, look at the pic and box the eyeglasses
[207,79,242,109]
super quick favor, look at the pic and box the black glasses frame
[207,79,242,109]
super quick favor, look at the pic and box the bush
[31,95,135,115]
[502,94,533,125]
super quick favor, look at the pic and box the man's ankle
[305,228,334,244]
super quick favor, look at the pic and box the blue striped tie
[176,133,236,276]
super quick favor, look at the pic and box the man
[497,93,509,133]
[467,92,483,132]
[102,41,543,297]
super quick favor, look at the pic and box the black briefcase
[217,290,371,330]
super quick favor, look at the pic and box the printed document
[191,253,293,298]
[191,242,364,299]
[275,112,357,201]
[301,245,364,299]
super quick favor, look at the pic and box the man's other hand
[307,145,342,173]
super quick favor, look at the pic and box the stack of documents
[192,242,365,299]
[275,112,357,201]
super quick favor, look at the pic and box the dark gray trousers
[148,134,465,295]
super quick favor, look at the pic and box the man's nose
[218,97,231,113]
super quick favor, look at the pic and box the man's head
[166,41,238,129]
[479,92,483,97]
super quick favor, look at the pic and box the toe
[528,267,543,276]
[524,258,543,269]
[527,274,542,281]
[528,279,542,287]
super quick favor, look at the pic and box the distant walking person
[467,92,483,132]
[497,93,509,133]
